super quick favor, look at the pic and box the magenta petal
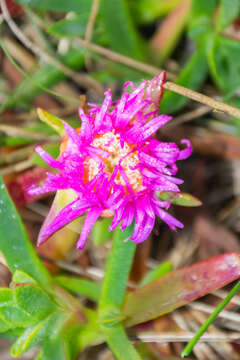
[178,139,193,160]
[120,204,134,230]
[77,207,102,249]
[32,73,193,250]
[140,115,172,141]
[109,204,126,230]
[123,81,137,91]
[79,107,92,143]
[38,198,92,245]
[131,215,155,243]
[62,121,82,148]
[95,90,112,131]
[154,206,183,231]
[35,146,62,169]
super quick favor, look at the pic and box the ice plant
[30,72,192,249]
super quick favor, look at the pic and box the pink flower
[30,73,192,249]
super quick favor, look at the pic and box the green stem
[104,324,141,360]
[181,280,240,357]
[54,275,101,302]
[99,224,136,315]
[98,224,142,360]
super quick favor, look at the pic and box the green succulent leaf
[14,284,56,320]
[0,306,35,328]
[14,0,93,13]
[0,313,13,332]
[157,191,202,207]
[10,312,67,357]
[12,270,37,285]
[36,108,64,136]
[41,335,71,360]
[100,0,145,60]
[48,15,89,38]
[207,35,240,98]
[140,261,173,286]
[0,177,51,287]
[217,0,240,31]
[123,253,240,326]
[0,288,14,306]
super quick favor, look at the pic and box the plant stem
[104,324,141,360]
[99,224,136,314]
[181,280,240,357]
[98,224,142,360]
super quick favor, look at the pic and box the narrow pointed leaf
[100,0,145,60]
[140,261,173,286]
[37,108,65,136]
[123,252,240,326]
[48,15,89,38]
[14,0,93,13]
[55,276,101,302]
[217,0,240,31]
[0,177,51,287]
[157,191,202,207]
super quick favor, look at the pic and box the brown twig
[0,124,59,141]
[75,37,175,80]
[0,145,34,166]
[84,0,100,69]
[188,301,240,323]
[75,38,240,119]
[165,105,211,128]
[85,0,100,43]
[135,332,240,343]
[0,159,33,176]
[164,82,240,119]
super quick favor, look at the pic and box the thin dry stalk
[85,0,100,43]
[165,105,211,128]
[188,301,240,323]
[0,124,59,141]
[75,38,240,119]
[75,37,175,80]
[214,289,240,306]
[135,332,240,343]
[0,159,33,176]
[0,145,34,166]
[0,0,104,95]
[164,81,240,119]
[84,0,100,69]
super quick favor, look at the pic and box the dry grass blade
[0,124,59,141]
[0,0,104,95]
[135,332,240,343]
[188,301,240,323]
[0,159,33,175]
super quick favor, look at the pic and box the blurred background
[1,0,240,358]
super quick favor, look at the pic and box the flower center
[84,131,144,193]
